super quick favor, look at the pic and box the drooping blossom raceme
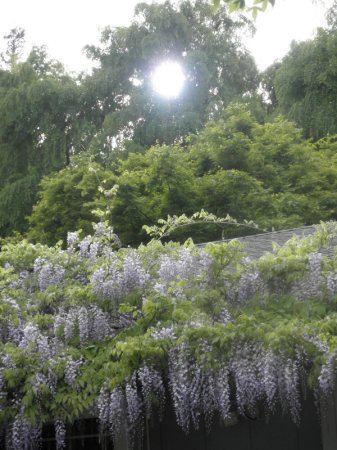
[37,263,65,291]
[0,372,5,415]
[126,373,144,445]
[122,253,150,293]
[8,415,41,450]
[91,252,150,311]
[290,252,326,302]
[67,231,80,254]
[188,363,203,429]
[262,347,279,415]
[158,248,208,286]
[168,343,192,433]
[98,385,128,445]
[55,419,66,450]
[29,372,51,415]
[78,307,89,345]
[214,363,231,423]
[89,242,100,260]
[19,325,39,352]
[151,325,176,341]
[318,352,337,410]
[326,271,337,299]
[91,305,117,340]
[64,311,77,344]
[237,269,267,307]
[231,342,264,418]
[284,358,301,424]
[79,236,92,258]
[309,253,324,298]
[1,297,22,344]
[93,222,106,238]
[65,356,84,387]
[138,366,165,420]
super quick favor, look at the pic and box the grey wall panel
[160,404,207,450]
[205,414,251,450]
[298,393,323,450]
[249,409,298,450]
[146,394,323,450]
[321,386,337,450]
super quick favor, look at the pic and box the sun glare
[152,62,185,98]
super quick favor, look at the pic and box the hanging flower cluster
[1,218,337,449]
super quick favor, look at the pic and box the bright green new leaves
[211,0,275,17]
[143,210,263,241]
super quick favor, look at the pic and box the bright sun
[152,62,185,98]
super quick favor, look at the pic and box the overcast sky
[0,0,335,74]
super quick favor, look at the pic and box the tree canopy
[274,26,337,141]
[27,105,337,248]
[0,1,260,240]
[0,46,93,237]
[0,28,25,66]
[260,1,337,141]
[211,0,275,19]
[84,0,258,152]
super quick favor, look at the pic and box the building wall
[141,390,323,450]
[322,386,337,450]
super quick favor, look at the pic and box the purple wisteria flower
[138,366,165,420]
[64,356,84,387]
[37,263,65,291]
[55,419,66,450]
[67,231,80,254]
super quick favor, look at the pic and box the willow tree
[268,2,337,141]
[273,26,337,141]
[0,46,93,237]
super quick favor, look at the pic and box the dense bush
[28,107,337,247]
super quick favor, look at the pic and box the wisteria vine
[1,218,337,449]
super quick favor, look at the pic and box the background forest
[2,0,337,248]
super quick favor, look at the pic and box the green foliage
[211,0,276,17]
[0,46,94,237]
[27,156,115,247]
[261,60,282,115]
[27,105,337,247]
[274,22,337,140]
[1,219,337,432]
[0,2,263,241]
[0,27,25,66]
[84,0,259,153]
[0,174,39,237]
[143,209,264,239]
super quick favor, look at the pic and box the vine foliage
[1,215,337,448]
